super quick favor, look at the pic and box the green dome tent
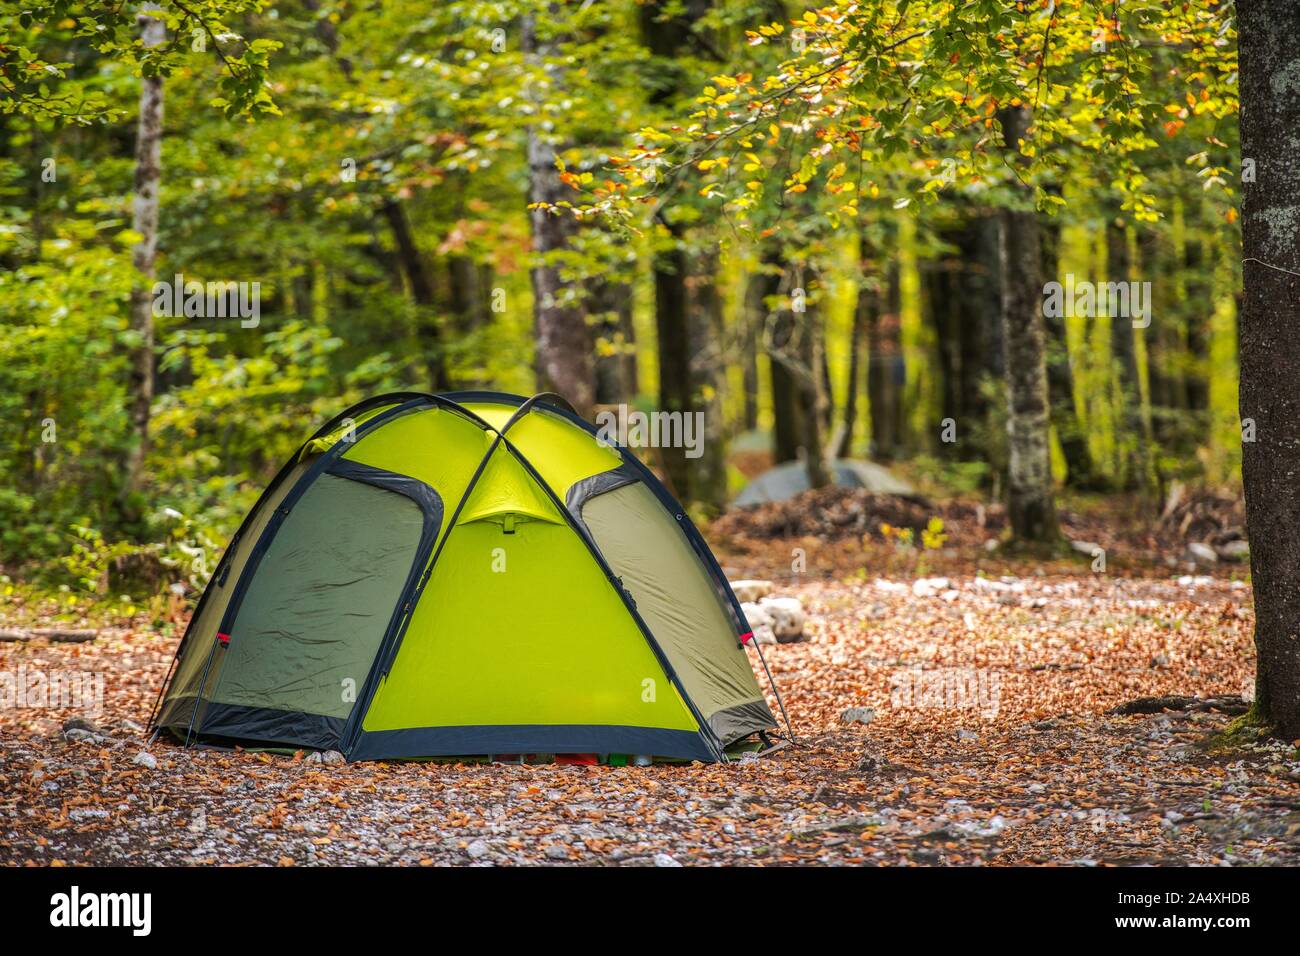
[150,392,782,763]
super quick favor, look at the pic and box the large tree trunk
[1238,0,1300,739]
[996,106,1058,543]
[640,0,720,500]
[523,13,594,417]
[123,4,165,499]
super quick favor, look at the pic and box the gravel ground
[3,569,1298,866]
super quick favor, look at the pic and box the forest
[1,0,1299,878]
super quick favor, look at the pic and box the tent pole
[182,635,222,747]
[750,638,797,744]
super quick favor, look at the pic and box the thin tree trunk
[741,273,762,431]
[839,238,876,458]
[867,260,904,461]
[382,200,448,390]
[689,250,729,513]
[592,278,634,405]
[523,12,594,416]
[123,4,165,499]
[1042,210,1095,487]
[1238,0,1300,739]
[652,233,693,497]
[996,106,1058,543]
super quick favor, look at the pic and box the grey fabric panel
[580,482,775,744]
[708,699,777,744]
[209,475,425,719]
[168,459,313,705]
[565,464,638,524]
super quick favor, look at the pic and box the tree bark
[688,249,729,513]
[1238,0,1300,739]
[523,12,594,417]
[652,233,693,498]
[867,260,904,461]
[123,4,165,499]
[996,106,1058,543]
[1041,210,1095,487]
[382,199,448,390]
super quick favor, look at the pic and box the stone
[911,577,951,598]
[466,840,490,860]
[132,751,158,770]
[760,596,805,643]
[840,707,876,726]
[730,580,773,603]
[1186,542,1218,566]
[322,750,345,766]
[543,844,569,860]
[1215,539,1249,562]
[955,729,978,742]
[62,716,100,735]
[653,853,682,867]
[740,602,777,645]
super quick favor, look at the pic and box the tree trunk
[382,200,448,391]
[1041,210,1095,487]
[1238,0,1300,740]
[867,260,904,461]
[996,106,1058,543]
[639,0,719,497]
[839,235,877,458]
[688,250,729,513]
[741,274,762,431]
[523,13,594,417]
[591,277,635,404]
[652,234,693,498]
[123,4,165,499]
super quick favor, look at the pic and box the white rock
[912,577,951,597]
[654,853,682,867]
[322,750,345,766]
[740,602,778,645]
[841,707,875,725]
[1216,540,1249,562]
[1186,542,1218,566]
[760,596,805,643]
[132,751,158,770]
[466,840,490,860]
[730,580,774,603]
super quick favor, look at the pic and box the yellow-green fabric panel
[581,483,768,722]
[457,444,563,525]
[168,458,312,703]
[300,403,396,459]
[362,516,698,734]
[464,400,620,498]
[342,406,491,538]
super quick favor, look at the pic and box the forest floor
[2,492,1299,866]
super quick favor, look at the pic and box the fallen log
[0,627,101,643]
[1108,694,1250,716]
